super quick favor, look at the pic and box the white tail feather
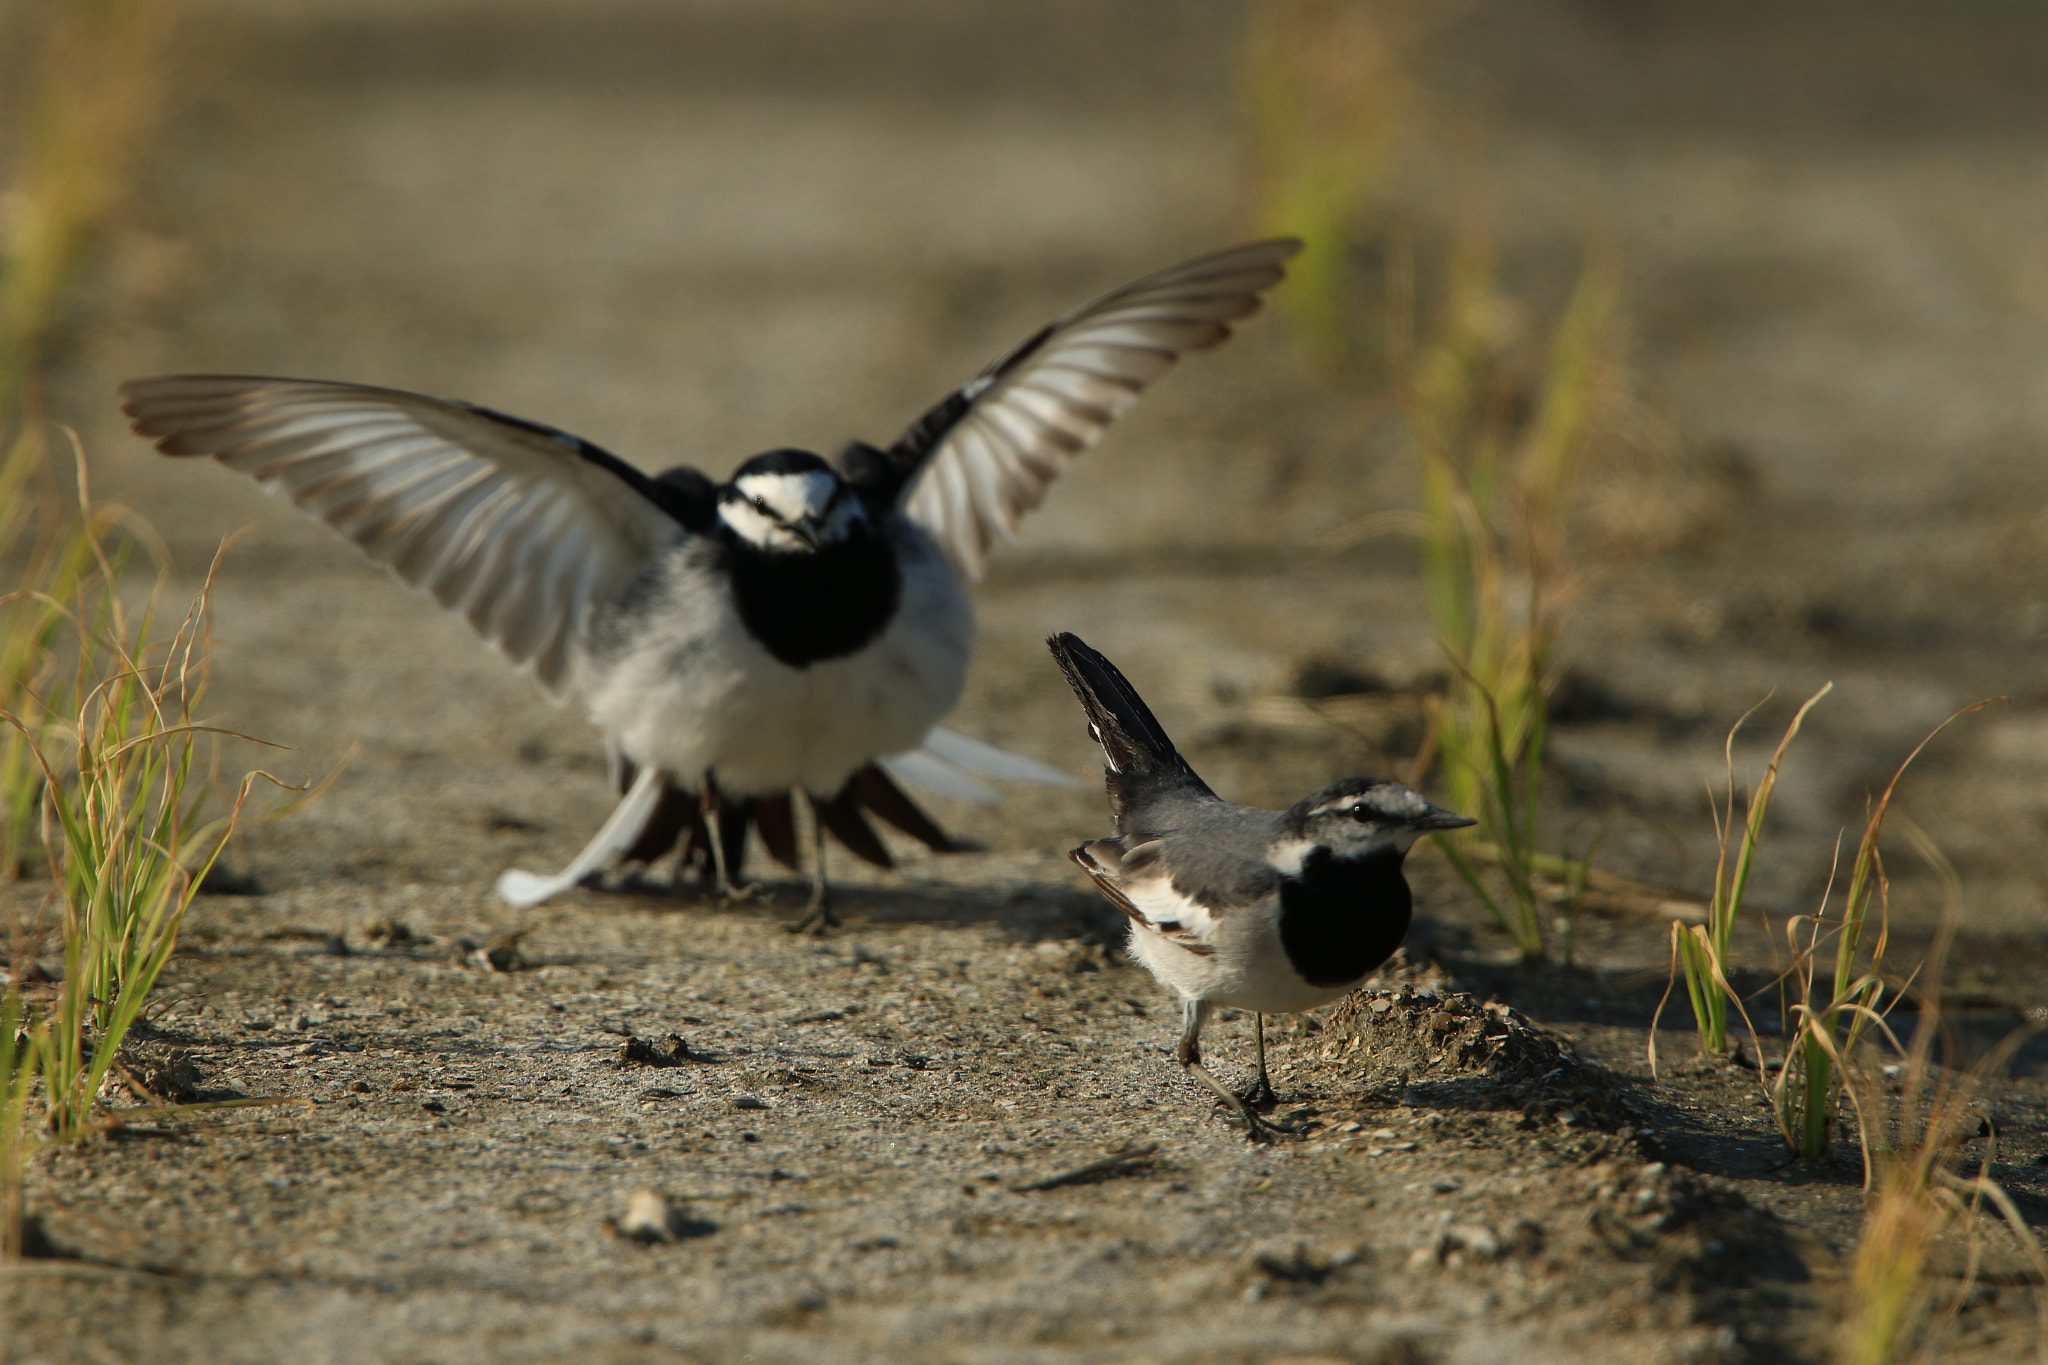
[919,726,1080,787]
[495,764,665,907]
[879,749,997,804]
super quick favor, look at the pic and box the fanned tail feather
[879,726,1079,804]
[610,762,966,881]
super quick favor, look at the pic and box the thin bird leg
[784,791,840,936]
[700,782,759,903]
[1238,1013,1280,1110]
[1175,999,1279,1143]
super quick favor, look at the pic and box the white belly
[1127,912,1354,1016]
[575,525,972,796]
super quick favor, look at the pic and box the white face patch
[1267,835,1316,876]
[719,469,865,551]
[736,469,838,522]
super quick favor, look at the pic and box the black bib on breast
[1277,846,1413,989]
[721,532,902,668]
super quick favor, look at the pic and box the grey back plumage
[1132,800,1291,911]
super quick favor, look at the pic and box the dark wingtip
[116,376,159,437]
[116,374,229,453]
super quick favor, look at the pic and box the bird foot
[1185,1060,1299,1142]
[1223,1102,1305,1141]
[1237,1074,1281,1111]
[783,896,840,936]
[1207,1101,1303,1143]
[710,878,767,907]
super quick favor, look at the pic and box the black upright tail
[1046,632,1215,817]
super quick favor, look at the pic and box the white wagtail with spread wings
[1047,632,1473,1139]
[121,240,1300,927]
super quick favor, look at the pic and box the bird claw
[1205,1090,1301,1142]
[1226,1105,1303,1142]
[712,878,766,906]
[1237,1074,1281,1111]
[783,896,839,936]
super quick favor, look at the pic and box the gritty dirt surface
[8,1,2048,1361]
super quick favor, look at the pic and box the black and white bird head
[1272,777,1476,871]
[716,448,870,554]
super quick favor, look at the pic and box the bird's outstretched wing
[120,375,710,697]
[852,238,1299,581]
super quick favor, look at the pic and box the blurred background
[11,0,2048,954]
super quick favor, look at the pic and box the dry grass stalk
[1665,685,1833,1059]
[1399,239,1621,961]
[1830,911,2047,1364]
[2,0,189,1258]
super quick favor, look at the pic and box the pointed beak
[1414,808,1478,832]
[787,516,825,550]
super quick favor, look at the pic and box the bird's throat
[723,534,902,668]
[1276,846,1413,989]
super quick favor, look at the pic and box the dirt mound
[1318,975,1655,1137]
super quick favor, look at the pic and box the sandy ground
[8,1,2048,1361]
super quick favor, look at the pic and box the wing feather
[1071,837,1222,956]
[887,239,1300,580]
[120,375,699,698]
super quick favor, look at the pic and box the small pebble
[616,1186,678,1243]
[361,915,420,946]
[733,1095,769,1111]
[1444,1223,1502,1259]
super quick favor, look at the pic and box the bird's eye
[1348,805,1373,822]
[751,496,773,516]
